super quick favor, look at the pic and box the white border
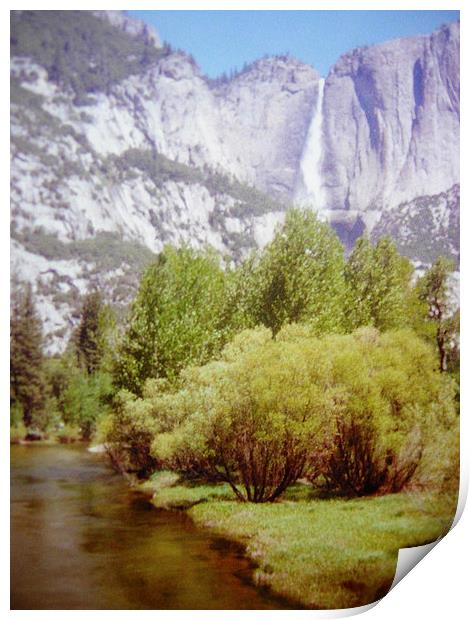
[3,1,467,618]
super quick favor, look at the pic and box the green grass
[152,481,234,509]
[149,478,457,609]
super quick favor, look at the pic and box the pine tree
[75,291,105,375]
[10,282,47,427]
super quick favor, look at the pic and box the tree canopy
[416,256,458,372]
[112,245,228,395]
[139,326,457,501]
[245,209,347,336]
[345,236,414,331]
[10,282,47,428]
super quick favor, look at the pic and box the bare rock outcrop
[318,21,459,234]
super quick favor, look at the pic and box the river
[11,444,289,610]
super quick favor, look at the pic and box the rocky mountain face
[10,11,459,349]
[319,21,460,240]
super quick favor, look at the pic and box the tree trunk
[437,328,447,372]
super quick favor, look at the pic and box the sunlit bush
[149,327,457,500]
[309,328,458,496]
[151,328,333,501]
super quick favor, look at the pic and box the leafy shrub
[147,327,457,501]
[10,401,24,428]
[319,417,422,496]
[150,327,332,502]
[309,328,458,496]
[46,355,113,440]
[101,391,159,478]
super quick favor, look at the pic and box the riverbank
[10,424,83,445]
[146,474,457,609]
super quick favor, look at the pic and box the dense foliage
[112,245,229,395]
[240,210,347,336]
[152,328,330,501]
[10,283,115,440]
[416,256,459,372]
[97,390,160,477]
[10,282,47,428]
[103,326,457,501]
[47,356,113,440]
[10,208,459,502]
[74,291,106,374]
[344,236,414,331]
[313,328,457,496]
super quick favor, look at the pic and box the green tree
[416,256,458,372]
[99,390,160,477]
[44,354,72,415]
[10,282,47,428]
[61,369,113,440]
[345,236,413,331]
[45,350,113,440]
[243,209,346,336]
[75,291,106,375]
[113,245,227,395]
[217,253,259,335]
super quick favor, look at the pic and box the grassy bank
[148,476,457,609]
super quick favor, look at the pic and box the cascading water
[296,78,325,210]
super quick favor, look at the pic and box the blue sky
[129,10,459,78]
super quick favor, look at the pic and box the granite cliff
[10,11,459,348]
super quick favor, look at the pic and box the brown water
[11,444,290,610]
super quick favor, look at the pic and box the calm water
[11,444,289,610]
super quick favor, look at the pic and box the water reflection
[11,444,290,610]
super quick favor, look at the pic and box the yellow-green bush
[149,327,457,500]
[305,328,458,495]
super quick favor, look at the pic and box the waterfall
[297,78,325,210]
